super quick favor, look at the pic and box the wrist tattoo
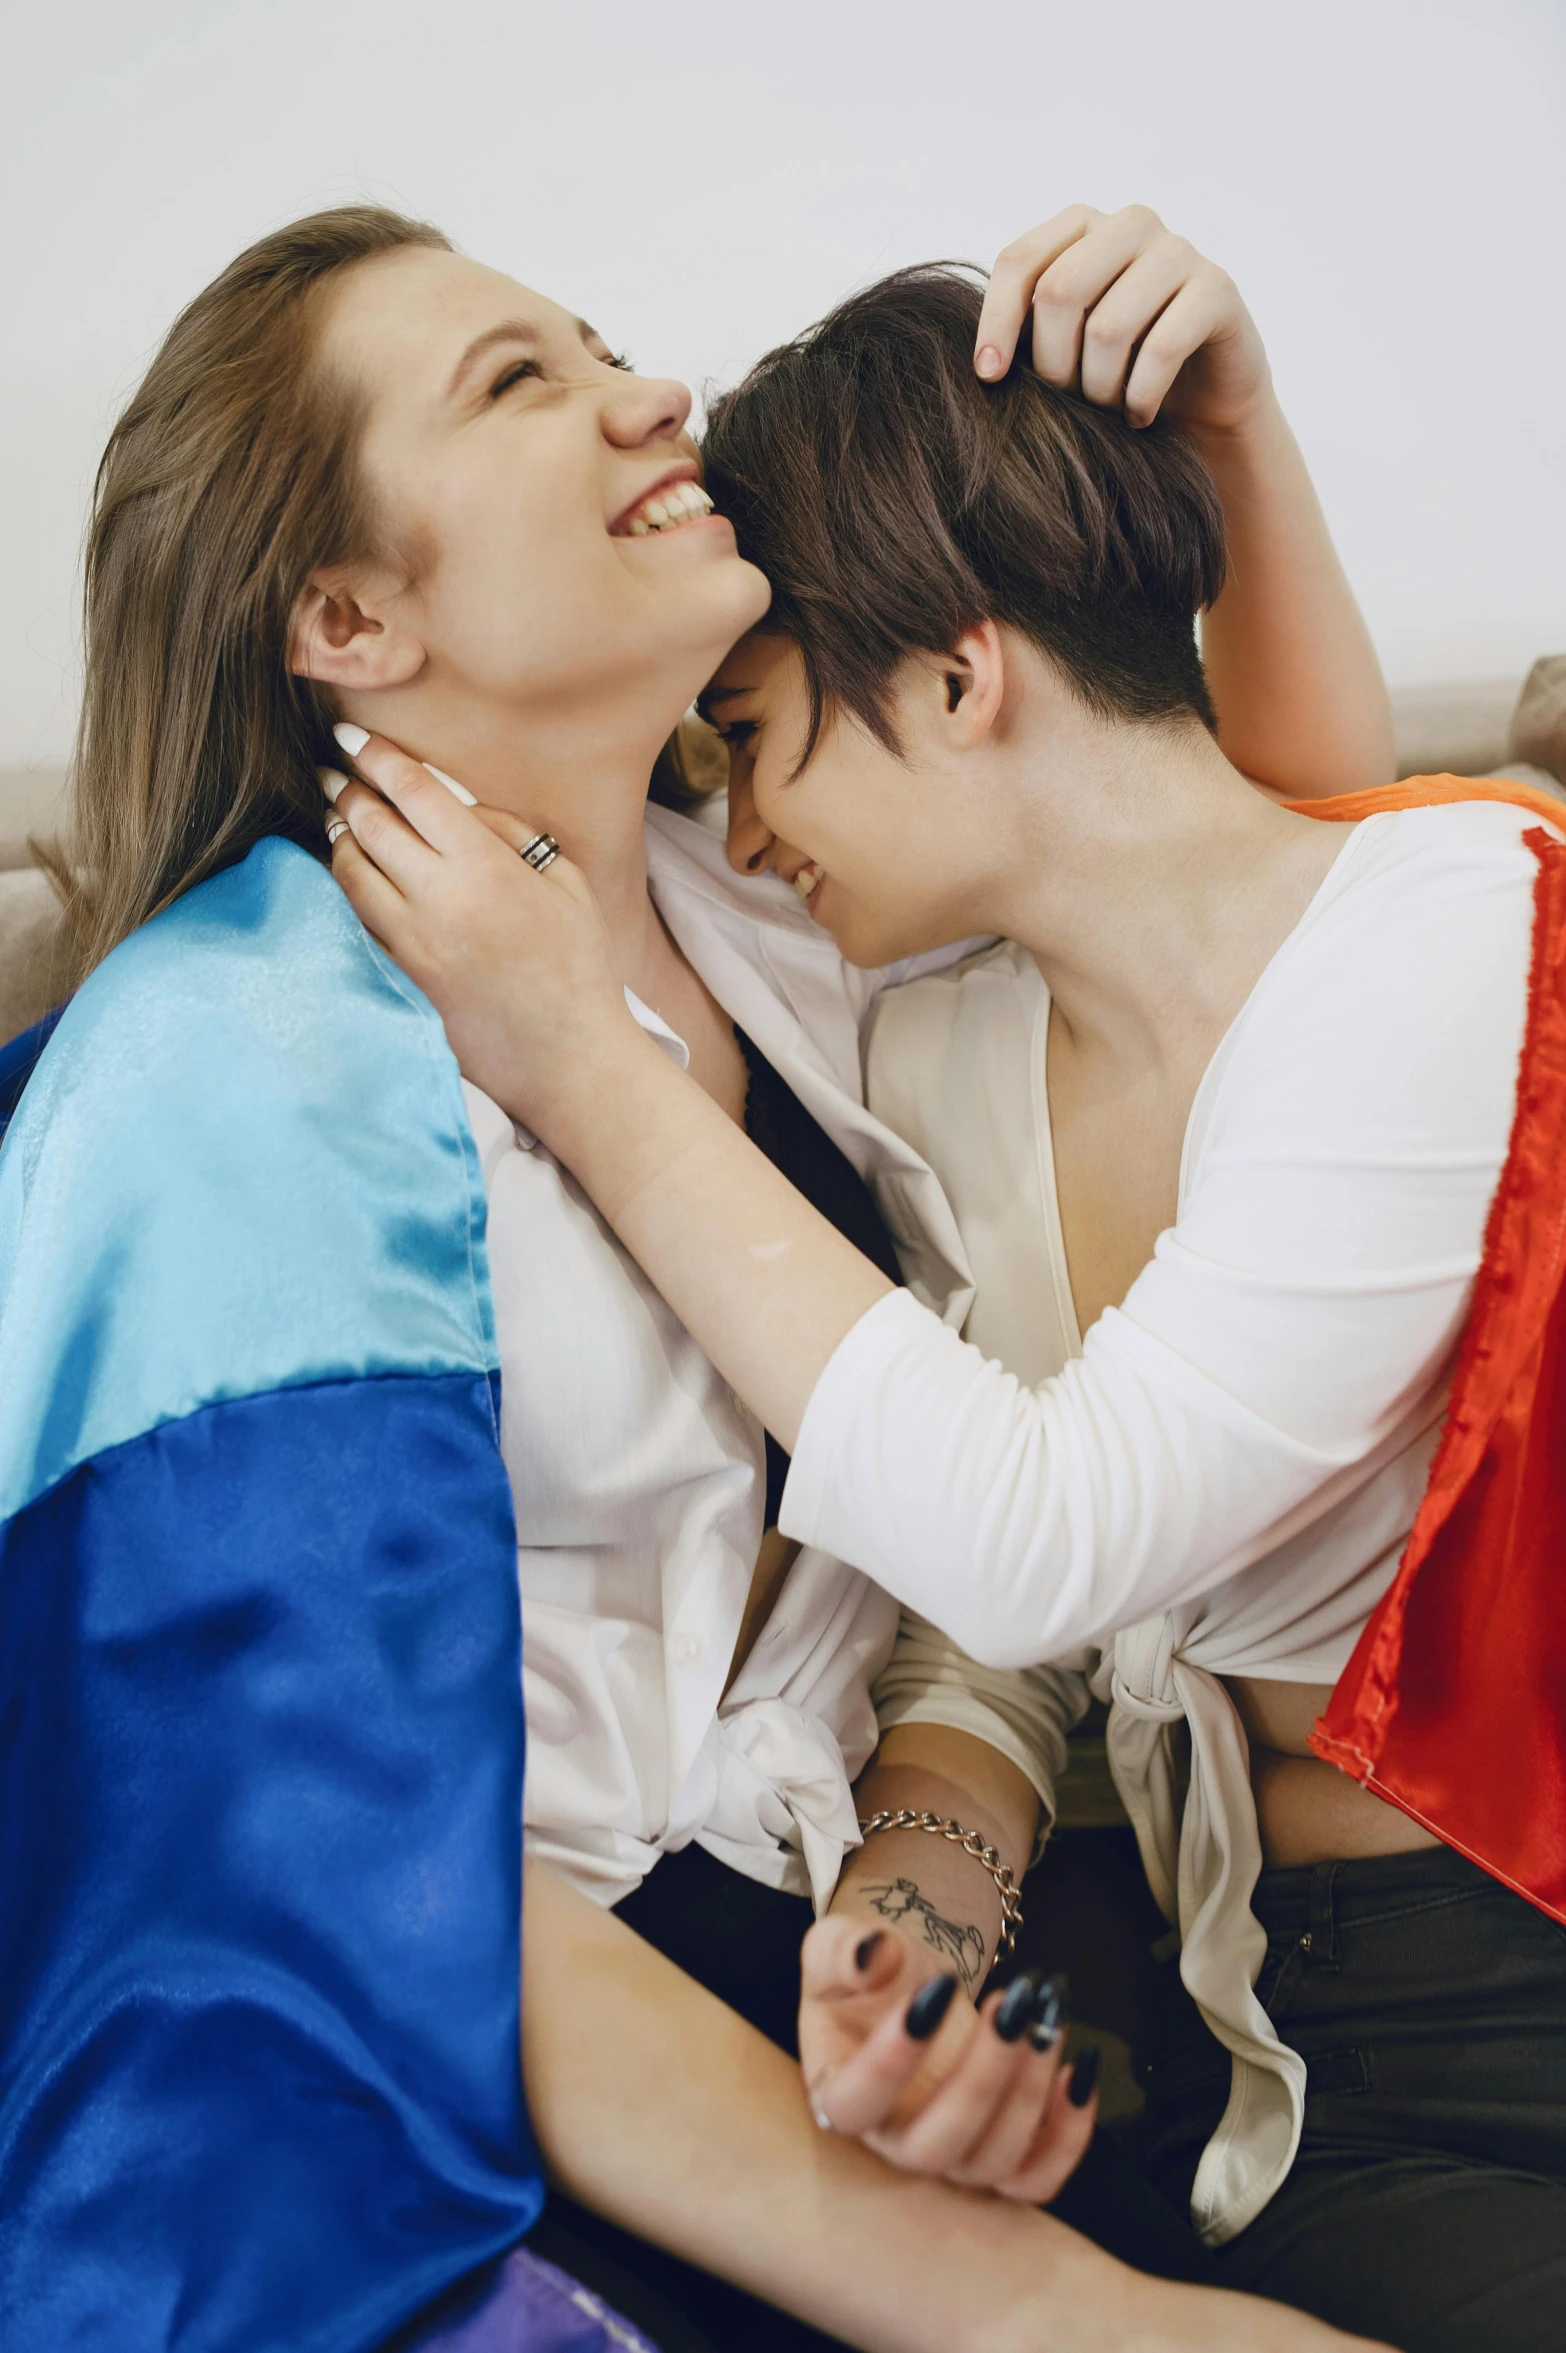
[861,1877,988,1991]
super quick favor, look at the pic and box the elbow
[932,1606,1049,1676]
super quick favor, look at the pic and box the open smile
[610,466,717,538]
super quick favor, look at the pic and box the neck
[346,680,675,1000]
[974,717,1336,1072]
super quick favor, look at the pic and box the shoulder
[0,840,496,1519]
[1326,795,1561,892]
[1194,804,1551,1177]
[1282,801,1550,1007]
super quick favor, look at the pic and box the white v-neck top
[781,800,1555,2241]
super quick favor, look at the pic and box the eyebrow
[447,316,608,401]
[447,320,541,400]
[697,682,750,718]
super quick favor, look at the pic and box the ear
[925,620,1006,750]
[288,567,427,691]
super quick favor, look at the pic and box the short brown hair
[45,204,450,978]
[702,265,1227,764]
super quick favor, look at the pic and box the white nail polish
[423,761,477,807]
[317,766,348,805]
[333,721,370,756]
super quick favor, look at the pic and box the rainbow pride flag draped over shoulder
[0,840,544,2350]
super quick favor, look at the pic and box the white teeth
[622,481,715,536]
[794,864,822,900]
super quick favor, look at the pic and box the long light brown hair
[46,205,451,978]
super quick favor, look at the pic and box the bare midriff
[1225,1675,1439,1868]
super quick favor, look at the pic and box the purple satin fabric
[396,2245,661,2353]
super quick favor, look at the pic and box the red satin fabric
[1286,777,1566,1924]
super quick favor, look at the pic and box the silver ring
[325,816,349,846]
[519,831,560,873]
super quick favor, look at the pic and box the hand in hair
[974,203,1268,437]
[798,1915,1097,2207]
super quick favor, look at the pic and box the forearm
[521,1859,1132,2353]
[1196,393,1393,799]
[832,1726,1042,1995]
[547,1023,890,1452]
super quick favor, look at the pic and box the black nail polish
[905,1974,959,2041]
[1029,1973,1069,2052]
[854,1931,884,1971]
[994,1969,1044,2043]
[1067,2044,1102,2107]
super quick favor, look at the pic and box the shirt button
[675,1633,704,1667]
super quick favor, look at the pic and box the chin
[677,548,771,665]
[828,908,928,971]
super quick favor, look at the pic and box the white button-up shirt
[472,803,1045,1912]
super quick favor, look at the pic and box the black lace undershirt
[736,1028,904,1527]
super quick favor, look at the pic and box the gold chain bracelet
[856,1808,1024,1961]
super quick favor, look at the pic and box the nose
[725,758,778,876]
[601,367,693,451]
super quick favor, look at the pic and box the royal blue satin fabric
[0,1376,542,2350]
[0,842,547,2349]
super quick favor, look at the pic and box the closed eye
[490,358,542,399]
[712,719,758,750]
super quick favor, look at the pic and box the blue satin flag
[0,842,546,2350]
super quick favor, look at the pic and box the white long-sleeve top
[480,802,1047,1913]
[780,801,1553,2241]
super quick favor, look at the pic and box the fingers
[800,1915,911,2006]
[328,777,441,897]
[872,1970,1053,2175]
[977,203,1233,429]
[475,806,546,856]
[991,2044,1100,2206]
[332,724,480,857]
[808,1968,965,2139]
[1026,203,1170,390]
[329,821,410,953]
[866,1969,1085,2195]
[975,205,1099,378]
[1120,272,1236,428]
[1075,240,1201,410]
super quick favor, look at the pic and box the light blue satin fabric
[0,837,498,1524]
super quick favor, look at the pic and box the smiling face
[707,631,1010,968]
[306,245,770,755]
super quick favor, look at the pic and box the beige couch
[5,661,1565,1054]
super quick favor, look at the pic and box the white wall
[4,0,1563,766]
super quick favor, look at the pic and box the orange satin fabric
[1284,776,1566,1924]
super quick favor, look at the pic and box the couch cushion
[0,766,68,874]
[1510,656,1566,786]
[0,869,71,1045]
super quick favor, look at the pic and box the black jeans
[533,1843,1209,2353]
[1142,1846,1566,2353]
